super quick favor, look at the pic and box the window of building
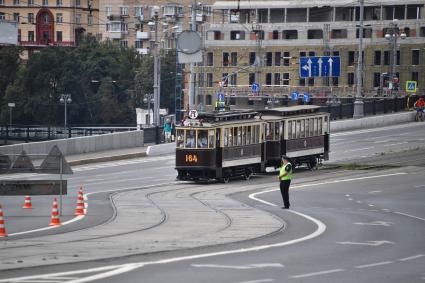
[120,40,128,47]
[88,15,93,25]
[287,8,307,22]
[266,73,272,85]
[207,73,213,87]
[412,49,420,65]
[56,0,62,6]
[221,73,228,87]
[56,31,62,42]
[307,29,323,39]
[397,50,400,65]
[230,30,245,40]
[229,73,237,86]
[347,72,355,86]
[309,51,316,57]
[266,52,272,66]
[299,78,306,86]
[75,14,81,24]
[13,13,20,23]
[374,50,381,65]
[308,77,314,86]
[206,95,212,105]
[207,52,213,66]
[373,72,381,87]
[282,73,289,86]
[75,0,80,6]
[28,13,34,23]
[249,52,256,65]
[223,52,229,66]
[331,29,347,39]
[274,52,281,66]
[412,72,419,86]
[135,40,143,48]
[335,7,355,21]
[348,51,355,66]
[120,7,129,16]
[356,28,372,38]
[18,29,21,42]
[134,6,143,18]
[231,52,237,66]
[249,73,255,85]
[28,30,34,41]
[13,0,19,4]
[106,6,112,16]
[283,52,290,66]
[0,0,4,5]
[300,51,306,58]
[420,27,425,37]
[198,73,204,88]
[271,30,279,40]
[42,0,48,6]
[56,13,63,23]
[28,0,34,5]
[282,30,298,39]
[384,50,390,65]
[332,77,339,86]
[274,73,281,85]
[213,31,221,40]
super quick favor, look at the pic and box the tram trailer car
[259,105,330,169]
[175,110,265,182]
[175,106,330,182]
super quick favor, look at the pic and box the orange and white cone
[74,190,85,216]
[49,198,62,226]
[22,196,33,209]
[0,204,7,237]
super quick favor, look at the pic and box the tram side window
[237,127,242,145]
[318,117,323,135]
[246,126,251,145]
[274,122,280,140]
[257,125,262,143]
[305,119,309,137]
[176,129,184,148]
[324,116,329,133]
[296,120,301,139]
[241,127,246,145]
[313,118,318,136]
[288,121,292,139]
[300,119,305,138]
[196,130,208,148]
[279,122,283,140]
[291,121,296,139]
[309,119,314,137]
[265,123,272,140]
[208,130,215,148]
[224,128,229,147]
[186,130,196,148]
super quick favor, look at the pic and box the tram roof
[258,105,322,117]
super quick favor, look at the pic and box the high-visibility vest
[280,163,293,181]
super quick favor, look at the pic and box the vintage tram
[175,105,330,182]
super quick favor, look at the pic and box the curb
[68,151,147,166]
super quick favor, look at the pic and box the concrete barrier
[146,143,175,157]
[0,130,144,156]
[330,112,416,132]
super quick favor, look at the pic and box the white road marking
[398,254,425,262]
[290,269,345,278]
[191,263,284,270]
[345,194,350,197]
[345,147,373,152]
[414,185,425,188]
[348,198,353,201]
[368,190,382,194]
[336,241,394,246]
[374,140,392,143]
[355,261,393,269]
[381,209,391,212]
[383,142,408,147]
[354,221,393,227]
[234,279,274,283]
[394,211,425,222]
[368,204,375,207]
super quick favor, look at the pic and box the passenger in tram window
[197,131,208,148]
[186,130,196,148]
[176,130,184,148]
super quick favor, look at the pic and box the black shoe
[282,206,290,209]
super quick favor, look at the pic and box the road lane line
[235,280,274,283]
[398,255,425,262]
[394,212,425,222]
[384,142,408,147]
[345,147,373,152]
[289,269,344,278]
[355,261,393,269]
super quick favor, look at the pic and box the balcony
[137,48,150,55]
[136,31,150,40]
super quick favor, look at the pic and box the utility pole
[188,0,197,109]
[353,0,364,119]
[153,12,160,128]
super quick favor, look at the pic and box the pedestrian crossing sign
[406,81,417,93]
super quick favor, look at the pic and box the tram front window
[197,130,208,148]
[186,130,196,148]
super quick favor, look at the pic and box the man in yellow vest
[278,155,293,209]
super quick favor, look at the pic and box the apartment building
[194,0,425,111]
[0,0,99,56]
[98,1,215,54]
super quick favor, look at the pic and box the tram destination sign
[0,180,67,195]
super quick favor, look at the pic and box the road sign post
[299,56,341,78]
[406,81,417,93]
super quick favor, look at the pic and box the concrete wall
[0,130,144,156]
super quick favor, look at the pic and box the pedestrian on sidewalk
[278,155,293,209]
[163,119,173,143]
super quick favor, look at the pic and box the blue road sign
[291,92,299,101]
[217,92,225,102]
[303,93,311,103]
[251,82,260,92]
[299,56,340,78]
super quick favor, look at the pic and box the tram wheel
[244,169,252,180]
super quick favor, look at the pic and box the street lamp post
[143,93,154,125]
[59,94,72,128]
[8,103,15,126]
[353,0,365,119]
[385,19,406,96]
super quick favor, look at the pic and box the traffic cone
[49,198,62,226]
[22,196,33,209]
[0,204,7,237]
[74,189,85,216]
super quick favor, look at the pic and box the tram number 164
[185,154,198,163]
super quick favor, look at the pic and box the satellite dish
[177,31,202,54]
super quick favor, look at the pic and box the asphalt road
[0,121,424,282]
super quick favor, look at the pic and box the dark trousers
[280,180,291,208]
